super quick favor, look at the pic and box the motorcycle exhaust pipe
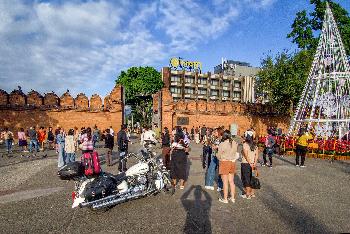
[79,190,146,209]
[92,193,141,209]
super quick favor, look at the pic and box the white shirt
[110,128,114,136]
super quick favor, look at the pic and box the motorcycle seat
[110,172,126,183]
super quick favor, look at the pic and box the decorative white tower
[288,2,350,138]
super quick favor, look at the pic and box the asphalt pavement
[0,138,349,234]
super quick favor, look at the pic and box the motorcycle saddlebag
[83,175,116,201]
[58,162,84,180]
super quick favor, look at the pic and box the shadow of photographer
[181,185,212,234]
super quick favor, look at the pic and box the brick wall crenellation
[0,86,124,136]
[0,86,122,112]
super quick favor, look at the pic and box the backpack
[265,135,275,148]
[8,132,13,140]
[81,151,101,176]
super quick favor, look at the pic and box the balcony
[171,70,183,75]
[184,82,196,87]
[209,96,219,100]
[171,82,182,87]
[184,94,196,99]
[171,93,182,98]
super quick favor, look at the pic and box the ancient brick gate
[0,86,125,136]
[153,88,289,136]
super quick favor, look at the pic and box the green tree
[288,0,350,55]
[257,50,313,115]
[116,66,163,125]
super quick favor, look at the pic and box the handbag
[251,168,261,189]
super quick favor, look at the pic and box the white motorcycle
[59,143,174,211]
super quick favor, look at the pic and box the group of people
[160,125,259,203]
[0,126,49,155]
[201,126,259,203]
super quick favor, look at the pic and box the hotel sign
[170,57,202,73]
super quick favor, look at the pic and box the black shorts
[241,163,252,187]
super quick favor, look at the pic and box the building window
[211,79,219,86]
[198,78,207,85]
[171,75,181,82]
[198,88,207,95]
[223,90,230,97]
[234,81,241,89]
[170,87,182,94]
[233,92,241,98]
[185,75,195,84]
[211,90,219,96]
[185,88,195,94]
[223,80,231,87]
[173,97,180,102]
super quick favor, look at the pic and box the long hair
[86,127,92,141]
[216,127,224,137]
[68,129,74,136]
[222,130,232,143]
[245,134,257,152]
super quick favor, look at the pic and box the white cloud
[0,0,164,97]
[0,0,276,97]
[157,0,239,51]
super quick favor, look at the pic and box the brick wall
[0,110,122,136]
[0,86,124,137]
[157,88,290,136]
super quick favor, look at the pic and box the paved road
[0,139,349,233]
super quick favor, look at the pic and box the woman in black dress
[170,127,189,190]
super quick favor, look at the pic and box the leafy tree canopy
[116,66,163,125]
[257,50,313,114]
[288,0,350,55]
[116,66,163,103]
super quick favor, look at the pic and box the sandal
[219,198,228,204]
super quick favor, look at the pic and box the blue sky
[1,0,349,97]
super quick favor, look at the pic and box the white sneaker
[300,165,306,168]
[205,186,214,190]
[240,194,248,199]
[230,197,236,203]
[217,188,222,192]
[296,164,300,167]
